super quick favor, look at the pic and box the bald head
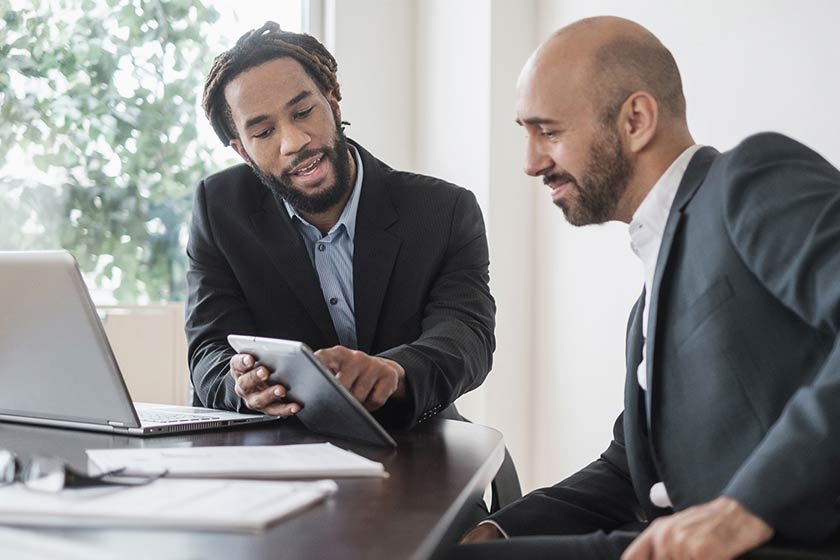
[522,16,686,125]
[517,17,695,225]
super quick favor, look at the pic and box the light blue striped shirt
[283,146,363,349]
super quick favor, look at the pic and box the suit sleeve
[487,413,644,536]
[184,180,254,412]
[721,133,840,541]
[377,188,495,428]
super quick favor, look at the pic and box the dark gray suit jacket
[185,139,495,429]
[490,133,840,544]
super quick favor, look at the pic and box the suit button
[329,297,338,305]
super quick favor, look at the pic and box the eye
[254,127,274,139]
[540,129,558,139]
[294,106,314,120]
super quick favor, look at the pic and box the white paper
[0,527,153,560]
[0,478,338,533]
[86,442,386,479]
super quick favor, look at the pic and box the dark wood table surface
[0,418,504,560]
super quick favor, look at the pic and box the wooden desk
[0,418,504,559]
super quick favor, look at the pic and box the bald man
[453,16,840,560]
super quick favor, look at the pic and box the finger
[334,369,359,392]
[235,366,271,394]
[230,353,255,376]
[651,525,673,560]
[660,512,706,560]
[363,375,397,411]
[243,384,287,412]
[262,401,301,417]
[622,531,654,560]
[315,346,350,372]
[669,524,698,560]
[350,371,379,407]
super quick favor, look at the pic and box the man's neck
[614,132,695,223]
[298,147,357,236]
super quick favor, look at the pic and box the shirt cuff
[478,519,510,539]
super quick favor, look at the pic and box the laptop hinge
[107,420,126,427]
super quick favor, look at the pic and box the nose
[280,123,311,156]
[524,137,552,177]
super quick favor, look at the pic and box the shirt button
[329,297,338,305]
[317,243,325,252]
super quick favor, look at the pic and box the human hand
[230,353,300,416]
[622,496,773,560]
[314,346,406,411]
[460,523,503,544]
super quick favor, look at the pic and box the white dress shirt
[629,144,702,509]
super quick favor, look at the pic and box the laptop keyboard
[139,410,222,424]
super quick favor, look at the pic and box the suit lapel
[645,147,719,423]
[250,191,339,345]
[350,142,401,353]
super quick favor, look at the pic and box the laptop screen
[0,251,140,428]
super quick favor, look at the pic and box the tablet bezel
[227,335,397,447]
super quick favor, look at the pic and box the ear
[619,91,658,154]
[326,89,342,122]
[229,139,253,167]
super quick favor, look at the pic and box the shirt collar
[284,144,364,240]
[629,144,702,249]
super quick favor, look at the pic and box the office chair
[490,448,521,512]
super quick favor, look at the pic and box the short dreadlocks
[202,21,341,146]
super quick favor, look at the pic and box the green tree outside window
[1,0,233,303]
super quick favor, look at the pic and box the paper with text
[0,478,338,533]
[86,442,386,478]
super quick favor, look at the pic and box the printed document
[86,442,386,478]
[0,527,163,560]
[0,478,338,532]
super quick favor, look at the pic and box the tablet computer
[227,335,397,448]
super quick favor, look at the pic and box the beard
[251,125,353,215]
[544,124,632,226]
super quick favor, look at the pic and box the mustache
[543,172,578,187]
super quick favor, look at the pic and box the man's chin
[557,203,603,227]
[271,174,348,215]
[287,176,330,196]
[554,200,583,227]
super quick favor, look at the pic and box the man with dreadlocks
[186,22,496,435]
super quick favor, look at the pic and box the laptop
[0,250,276,436]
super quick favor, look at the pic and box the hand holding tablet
[229,352,300,417]
[228,335,397,448]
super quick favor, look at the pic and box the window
[0,0,304,304]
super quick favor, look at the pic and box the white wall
[325,0,416,171]
[414,0,491,210]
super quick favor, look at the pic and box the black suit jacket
[185,140,495,429]
[490,133,840,544]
